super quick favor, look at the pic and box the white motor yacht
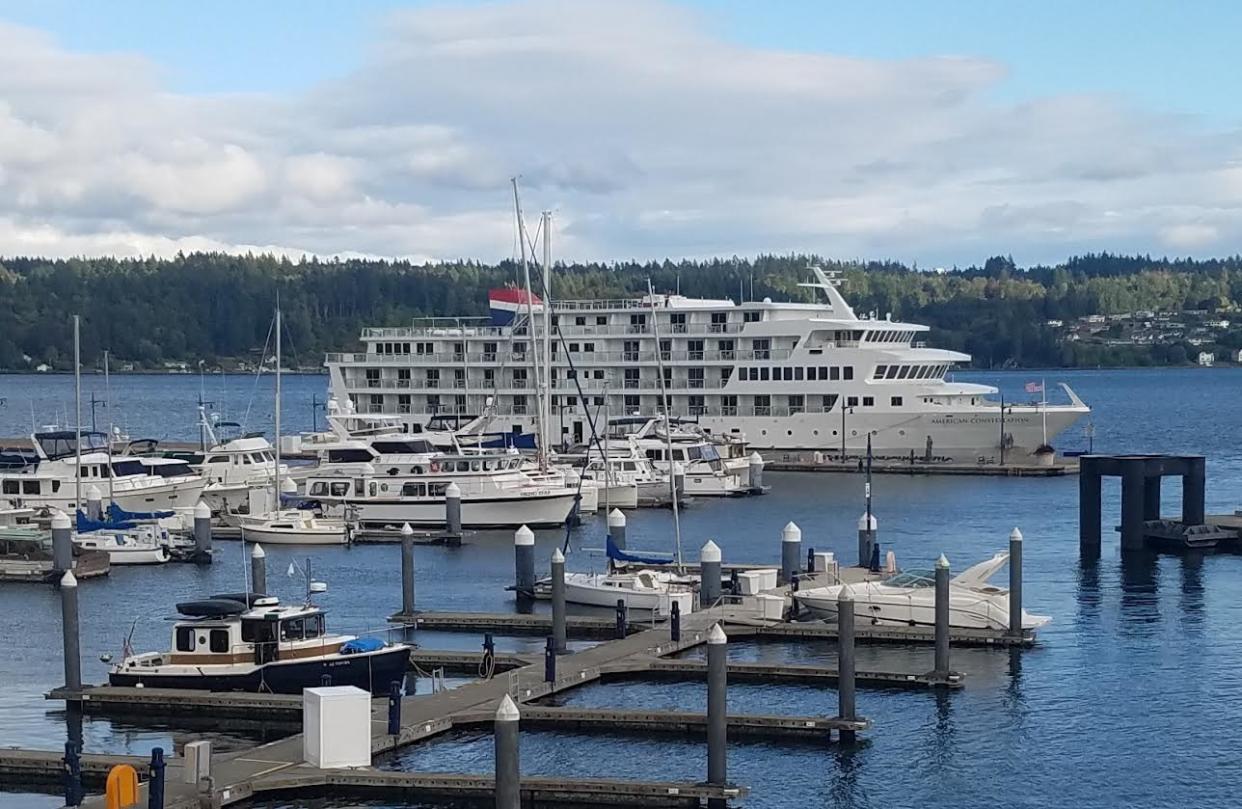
[614,416,750,497]
[562,568,695,618]
[793,553,1050,631]
[238,509,349,545]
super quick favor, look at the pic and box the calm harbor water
[2,368,1241,808]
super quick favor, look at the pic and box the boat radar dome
[309,581,328,594]
[253,595,279,607]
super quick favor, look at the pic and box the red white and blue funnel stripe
[489,287,543,326]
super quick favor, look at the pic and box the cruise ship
[325,269,1090,461]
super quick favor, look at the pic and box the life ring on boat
[430,461,441,473]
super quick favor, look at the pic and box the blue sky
[3,0,1236,119]
[0,1,1239,264]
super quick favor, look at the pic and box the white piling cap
[400,522,414,536]
[837,584,853,603]
[86,484,101,501]
[281,477,297,494]
[446,482,461,498]
[552,547,564,563]
[194,501,211,519]
[252,543,266,558]
[1010,527,1023,543]
[707,623,728,645]
[700,539,721,563]
[607,508,626,527]
[515,525,535,546]
[782,521,801,542]
[496,693,520,722]
[857,513,877,531]
[51,510,71,530]
[936,553,949,569]
[749,452,764,464]
[60,570,78,588]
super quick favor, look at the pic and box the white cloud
[0,3,1241,265]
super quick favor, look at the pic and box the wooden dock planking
[617,658,962,689]
[392,610,632,638]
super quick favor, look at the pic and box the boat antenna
[646,279,683,571]
[73,314,82,518]
[105,350,115,509]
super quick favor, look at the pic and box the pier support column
[400,523,415,616]
[551,548,567,654]
[780,522,801,586]
[706,623,728,809]
[1008,529,1023,639]
[857,513,877,568]
[699,540,722,609]
[748,452,765,492]
[934,554,950,680]
[445,482,462,537]
[1120,459,1146,553]
[250,544,267,595]
[836,590,856,742]
[607,508,627,550]
[1079,457,1102,558]
[52,510,72,578]
[513,526,535,602]
[85,485,102,522]
[494,695,521,809]
[1181,457,1206,526]
[60,571,81,692]
[193,501,213,564]
[1143,477,1163,521]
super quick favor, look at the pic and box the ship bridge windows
[862,396,875,406]
[821,394,839,411]
[710,312,729,332]
[830,367,840,381]
[788,394,805,414]
[891,396,904,407]
[873,365,887,380]
[743,311,761,323]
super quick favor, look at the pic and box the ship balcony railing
[512,380,528,389]
[425,380,441,388]
[365,378,381,388]
[331,345,787,367]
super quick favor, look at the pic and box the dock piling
[400,523,415,616]
[614,599,627,639]
[934,555,950,679]
[607,508,627,550]
[60,571,81,692]
[749,451,765,492]
[514,526,535,601]
[544,636,556,683]
[700,540,722,608]
[63,740,83,807]
[445,482,462,537]
[551,548,567,654]
[1120,459,1146,552]
[85,485,102,522]
[494,695,521,809]
[387,680,402,736]
[857,513,877,568]
[1008,529,1023,638]
[52,510,72,578]
[780,522,801,585]
[837,590,856,740]
[1182,457,1206,526]
[670,600,681,642]
[1079,457,1102,557]
[706,623,728,809]
[148,747,166,809]
[250,544,267,595]
[192,501,212,564]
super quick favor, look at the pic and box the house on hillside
[1197,352,1215,367]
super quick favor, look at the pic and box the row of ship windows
[360,393,906,411]
[873,364,948,381]
[737,366,855,382]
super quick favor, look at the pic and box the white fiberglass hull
[680,471,747,497]
[794,586,1050,631]
[72,538,169,565]
[347,491,577,529]
[238,524,348,545]
[3,477,208,514]
[598,483,639,510]
[563,572,694,618]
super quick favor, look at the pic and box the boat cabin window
[327,448,376,464]
[280,614,325,641]
[111,459,146,477]
[1,480,17,495]
[281,617,305,641]
[882,570,935,588]
[402,482,427,497]
[175,626,196,651]
[23,480,40,495]
[210,629,230,653]
[241,618,279,644]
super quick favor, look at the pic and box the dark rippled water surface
[3,368,1242,808]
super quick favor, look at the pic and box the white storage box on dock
[737,569,778,595]
[303,686,371,768]
[754,593,785,621]
[812,552,835,573]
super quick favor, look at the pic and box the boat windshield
[881,569,935,588]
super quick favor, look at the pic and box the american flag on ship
[1025,381,1044,394]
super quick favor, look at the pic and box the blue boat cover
[340,637,386,654]
[606,535,672,565]
[76,510,137,533]
[108,503,174,521]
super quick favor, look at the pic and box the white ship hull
[563,571,695,618]
[2,477,208,514]
[341,491,577,529]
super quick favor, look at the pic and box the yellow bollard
[105,763,140,808]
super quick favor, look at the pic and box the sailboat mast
[274,305,282,511]
[1041,377,1048,447]
[105,350,115,507]
[511,179,547,468]
[542,211,554,457]
[73,315,82,514]
[646,280,683,570]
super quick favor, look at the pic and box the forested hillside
[2,252,1240,370]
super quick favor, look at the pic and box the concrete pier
[934,555,950,679]
[780,522,801,586]
[250,544,266,595]
[400,523,416,616]
[699,540,722,608]
[1079,454,1208,555]
[550,548,567,654]
[514,526,535,600]
[608,508,627,550]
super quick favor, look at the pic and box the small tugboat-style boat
[109,592,410,694]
